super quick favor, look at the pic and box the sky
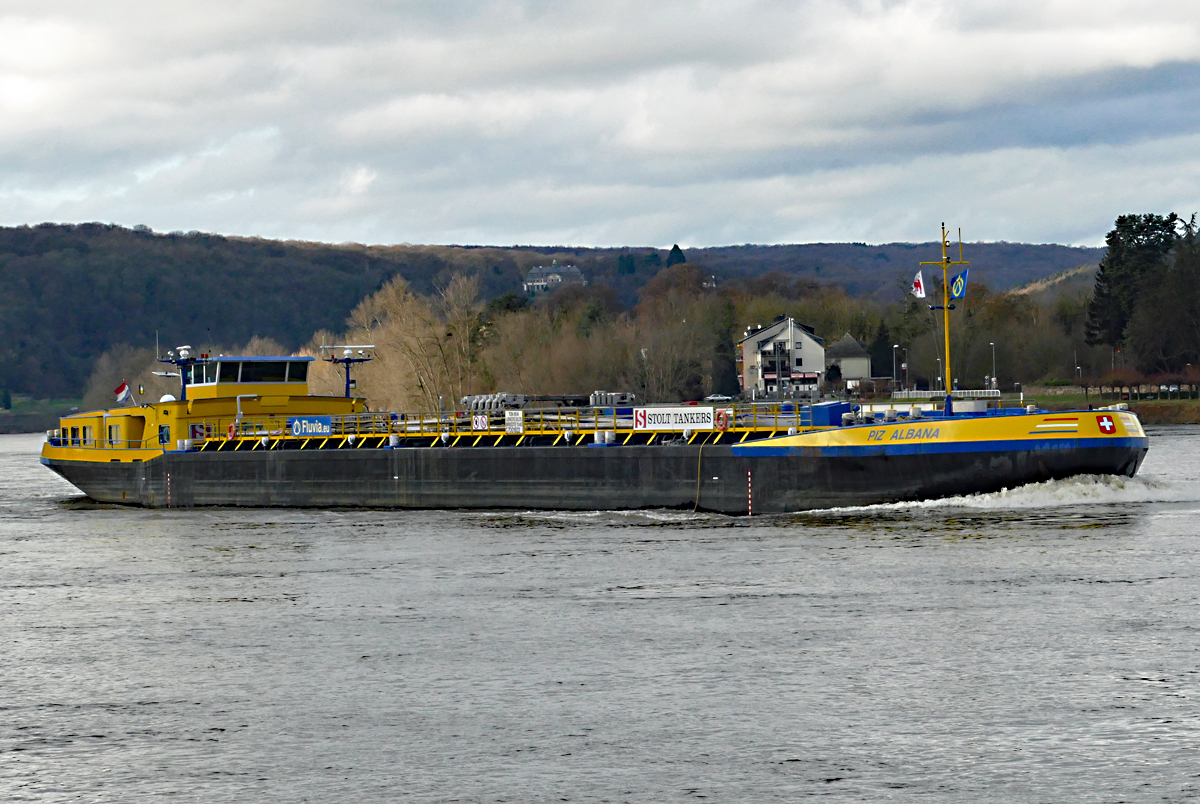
[2,0,1199,248]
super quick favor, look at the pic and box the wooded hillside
[0,223,1101,398]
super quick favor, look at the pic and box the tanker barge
[40,351,1148,513]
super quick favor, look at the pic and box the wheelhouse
[183,357,313,399]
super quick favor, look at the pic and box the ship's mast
[920,224,968,394]
[321,345,375,398]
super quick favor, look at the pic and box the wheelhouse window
[158,425,171,445]
[189,362,218,384]
[208,359,310,383]
[217,362,240,382]
[108,424,120,446]
[239,361,288,383]
[70,426,80,446]
[82,425,94,446]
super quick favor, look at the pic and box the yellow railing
[47,434,158,450]
[51,403,829,452]
[182,403,819,446]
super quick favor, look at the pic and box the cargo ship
[38,227,1150,513]
[39,348,1148,513]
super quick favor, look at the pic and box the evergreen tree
[1125,224,1200,373]
[1085,213,1181,348]
[666,244,687,267]
[868,320,892,378]
[483,291,528,321]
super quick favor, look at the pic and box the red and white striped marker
[747,470,752,517]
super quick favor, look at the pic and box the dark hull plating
[43,441,1149,514]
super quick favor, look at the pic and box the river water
[3,428,1200,802]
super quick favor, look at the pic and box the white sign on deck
[505,410,524,434]
[633,406,714,431]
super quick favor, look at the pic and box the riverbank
[0,396,80,434]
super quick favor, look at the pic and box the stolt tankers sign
[633,406,714,431]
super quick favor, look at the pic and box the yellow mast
[920,223,968,394]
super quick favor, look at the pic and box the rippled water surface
[4,428,1200,802]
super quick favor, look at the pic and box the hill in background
[0,223,1102,398]
[688,242,1103,300]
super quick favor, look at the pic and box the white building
[522,260,587,294]
[736,317,825,396]
[825,333,872,380]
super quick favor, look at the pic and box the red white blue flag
[114,381,133,405]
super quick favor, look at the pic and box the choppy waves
[825,473,1200,514]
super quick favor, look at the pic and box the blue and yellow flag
[950,269,969,299]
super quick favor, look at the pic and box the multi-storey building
[736,317,825,397]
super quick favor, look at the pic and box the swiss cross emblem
[1097,415,1116,434]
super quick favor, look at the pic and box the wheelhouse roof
[204,356,314,362]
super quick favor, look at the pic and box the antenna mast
[920,224,969,395]
[320,345,375,398]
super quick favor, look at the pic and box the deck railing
[892,389,1000,399]
[46,402,858,452]
[176,402,819,447]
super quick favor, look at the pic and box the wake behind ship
[40,350,1149,513]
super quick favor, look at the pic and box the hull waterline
[43,437,1149,514]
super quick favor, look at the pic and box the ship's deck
[44,400,1138,457]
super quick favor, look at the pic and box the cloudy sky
[2,1,1199,247]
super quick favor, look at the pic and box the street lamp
[902,348,908,390]
[989,342,996,391]
[892,344,900,393]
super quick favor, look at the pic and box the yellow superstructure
[44,355,365,464]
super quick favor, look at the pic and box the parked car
[704,394,733,402]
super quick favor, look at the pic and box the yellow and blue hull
[41,409,1149,513]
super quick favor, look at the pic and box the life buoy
[227,422,237,440]
[715,409,729,431]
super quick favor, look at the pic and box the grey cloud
[2,1,1200,246]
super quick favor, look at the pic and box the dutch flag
[114,380,134,405]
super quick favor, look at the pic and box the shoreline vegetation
[6,213,1199,431]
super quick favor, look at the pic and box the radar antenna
[157,344,207,401]
[320,345,376,398]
